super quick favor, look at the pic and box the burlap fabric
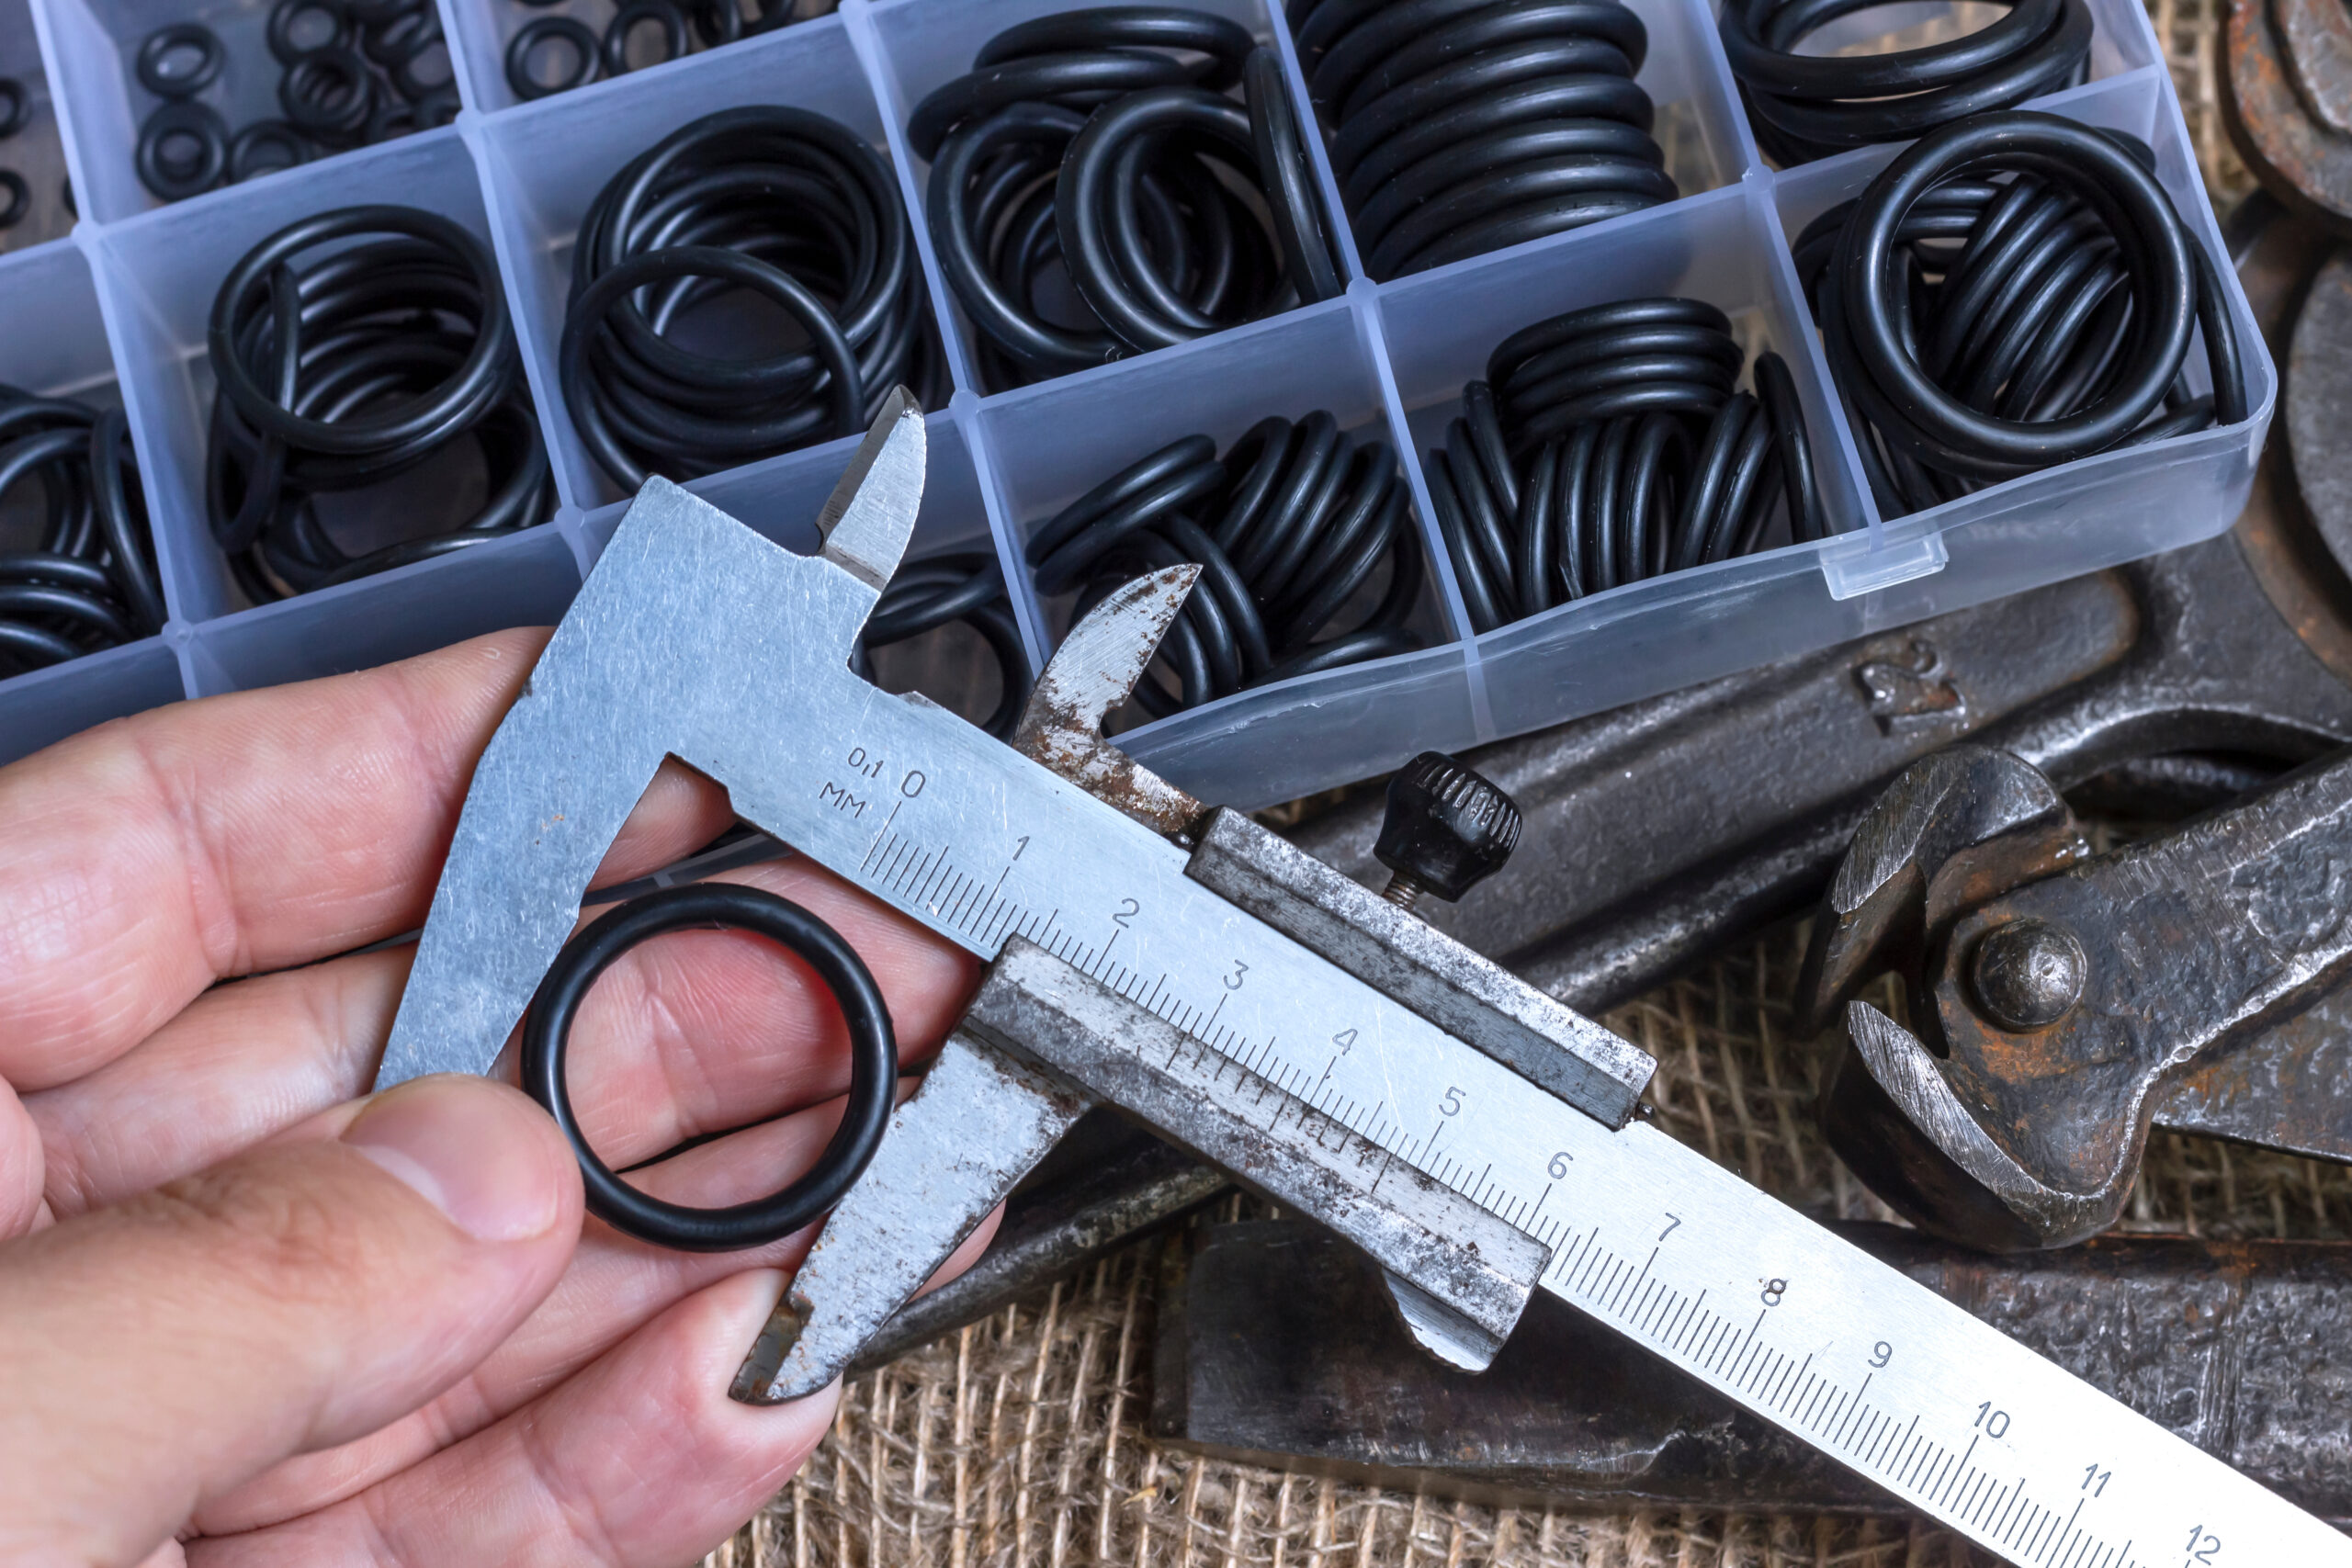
[701,12,2335,1562]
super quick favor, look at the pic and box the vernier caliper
[378,392,2352,1563]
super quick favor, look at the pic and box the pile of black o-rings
[560,106,944,489]
[504,0,831,102]
[0,73,29,232]
[132,3,458,203]
[855,550,1032,740]
[204,204,554,603]
[913,7,1343,391]
[1721,0,2091,165]
[1289,0,1677,279]
[1029,413,1424,716]
[1425,298,1826,631]
[1793,111,2247,518]
[0,389,165,672]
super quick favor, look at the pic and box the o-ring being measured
[204,204,556,602]
[521,882,899,1255]
[913,6,1342,389]
[1793,111,2247,517]
[1425,297,1826,632]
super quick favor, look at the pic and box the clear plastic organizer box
[0,0,2272,809]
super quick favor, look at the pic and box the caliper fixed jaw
[375,391,928,1091]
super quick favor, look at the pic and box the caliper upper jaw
[1012,565,1207,838]
[1797,746,2113,1251]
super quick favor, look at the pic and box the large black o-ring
[137,23,227,98]
[507,16,599,99]
[520,883,900,1254]
[0,171,26,230]
[0,76,28,140]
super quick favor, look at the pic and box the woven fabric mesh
[699,7,2321,1559]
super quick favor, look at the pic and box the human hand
[0,630,987,1566]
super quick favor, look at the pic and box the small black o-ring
[507,16,599,99]
[0,76,28,140]
[391,30,454,100]
[687,0,742,47]
[136,23,228,99]
[0,170,27,229]
[267,0,350,64]
[228,118,311,182]
[135,100,230,199]
[359,4,436,67]
[280,46,377,141]
[519,883,900,1254]
[365,95,420,142]
[602,0,690,77]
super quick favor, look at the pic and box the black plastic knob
[1373,751,1521,910]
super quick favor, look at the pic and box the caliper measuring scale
[378,395,2351,1566]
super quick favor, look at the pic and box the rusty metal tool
[1795,740,2352,1252]
[2226,0,2352,234]
[1154,1218,2352,1526]
[379,392,2350,1563]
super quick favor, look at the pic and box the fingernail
[345,1077,566,1242]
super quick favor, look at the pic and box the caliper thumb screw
[1374,751,1521,913]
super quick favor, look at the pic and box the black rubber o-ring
[0,76,28,140]
[135,100,230,199]
[507,16,599,100]
[519,883,900,1254]
[559,243,865,488]
[390,29,455,100]
[0,170,27,229]
[137,23,227,98]
[267,0,350,64]
[280,47,377,140]
[602,0,691,77]
[229,119,311,182]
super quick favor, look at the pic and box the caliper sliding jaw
[736,559,1650,1402]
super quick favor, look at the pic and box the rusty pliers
[1795,741,2352,1250]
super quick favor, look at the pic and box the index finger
[0,630,737,1092]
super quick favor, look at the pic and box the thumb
[0,1074,582,1568]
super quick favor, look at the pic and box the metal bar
[1157,1219,2352,1528]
